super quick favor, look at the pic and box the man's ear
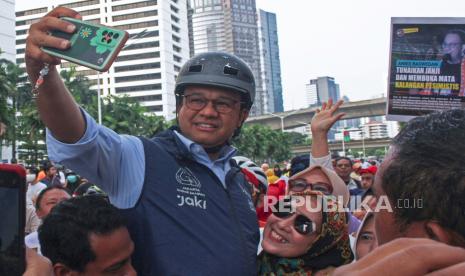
[238,109,249,127]
[54,263,78,276]
[424,221,459,245]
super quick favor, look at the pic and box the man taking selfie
[26,7,258,275]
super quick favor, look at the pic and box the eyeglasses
[272,199,315,235]
[336,164,351,168]
[288,179,333,195]
[181,94,241,114]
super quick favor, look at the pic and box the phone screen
[0,168,25,275]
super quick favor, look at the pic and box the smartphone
[0,164,26,275]
[42,17,129,72]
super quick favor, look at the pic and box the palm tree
[0,57,26,161]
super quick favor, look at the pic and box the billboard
[387,18,465,121]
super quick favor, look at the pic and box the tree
[0,60,47,165]
[61,66,171,137]
[60,67,98,115]
[0,58,30,161]
[234,124,267,162]
[101,94,170,136]
[285,131,309,146]
[16,103,46,166]
[233,124,292,163]
[0,56,10,161]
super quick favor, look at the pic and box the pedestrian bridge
[245,98,387,130]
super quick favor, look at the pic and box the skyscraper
[258,9,283,113]
[0,0,15,162]
[305,76,340,106]
[15,0,189,120]
[305,76,341,140]
[190,0,264,116]
[305,79,319,107]
[0,0,15,61]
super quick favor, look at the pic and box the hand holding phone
[42,17,128,72]
[0,164,26,275]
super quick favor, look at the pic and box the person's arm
[331,238,465,276]
[309,99,345,169]
[47,110,145,209]
[25,7,144,208]
[25,7,85,143]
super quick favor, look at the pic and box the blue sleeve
[46,108,145,209]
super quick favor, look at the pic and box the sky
[255,0,465,110]
[16,0,465,110]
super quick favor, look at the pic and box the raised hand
[25,7,81,79]
[309,99,345,159]
[311,99,345,136]
[24,7,86,144]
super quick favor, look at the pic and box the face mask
[67,175,78,183]
[26,174,36,183]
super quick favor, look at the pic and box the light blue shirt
[46,109,237,209]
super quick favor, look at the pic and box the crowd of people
[8,6,465,275]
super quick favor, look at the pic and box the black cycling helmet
[175,52,255,110]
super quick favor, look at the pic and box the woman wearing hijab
[258,191,353,275]
[354,212,378,260]
[286,164,361,237]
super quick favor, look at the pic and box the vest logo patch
[175,167,206,210]
[175,168,201,188]
[177,195,206,209]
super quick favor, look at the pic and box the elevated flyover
[245,98,387,130]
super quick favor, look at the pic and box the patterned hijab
[257,192,353,275]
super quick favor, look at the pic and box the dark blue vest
[121,129,259,275]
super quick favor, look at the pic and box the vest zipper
[224,168,248,276]
[197,162,249,275]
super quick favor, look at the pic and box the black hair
[35,186,71,211]
[73,182,94,196]
[44,161,55,172]
[290,154,310,176]
[38,196,127,272]
[382,109,465,241]
[27,166,39,178]
[273,164,282,177]
[335,157,353,166]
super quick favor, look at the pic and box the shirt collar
[173,130,237,162]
